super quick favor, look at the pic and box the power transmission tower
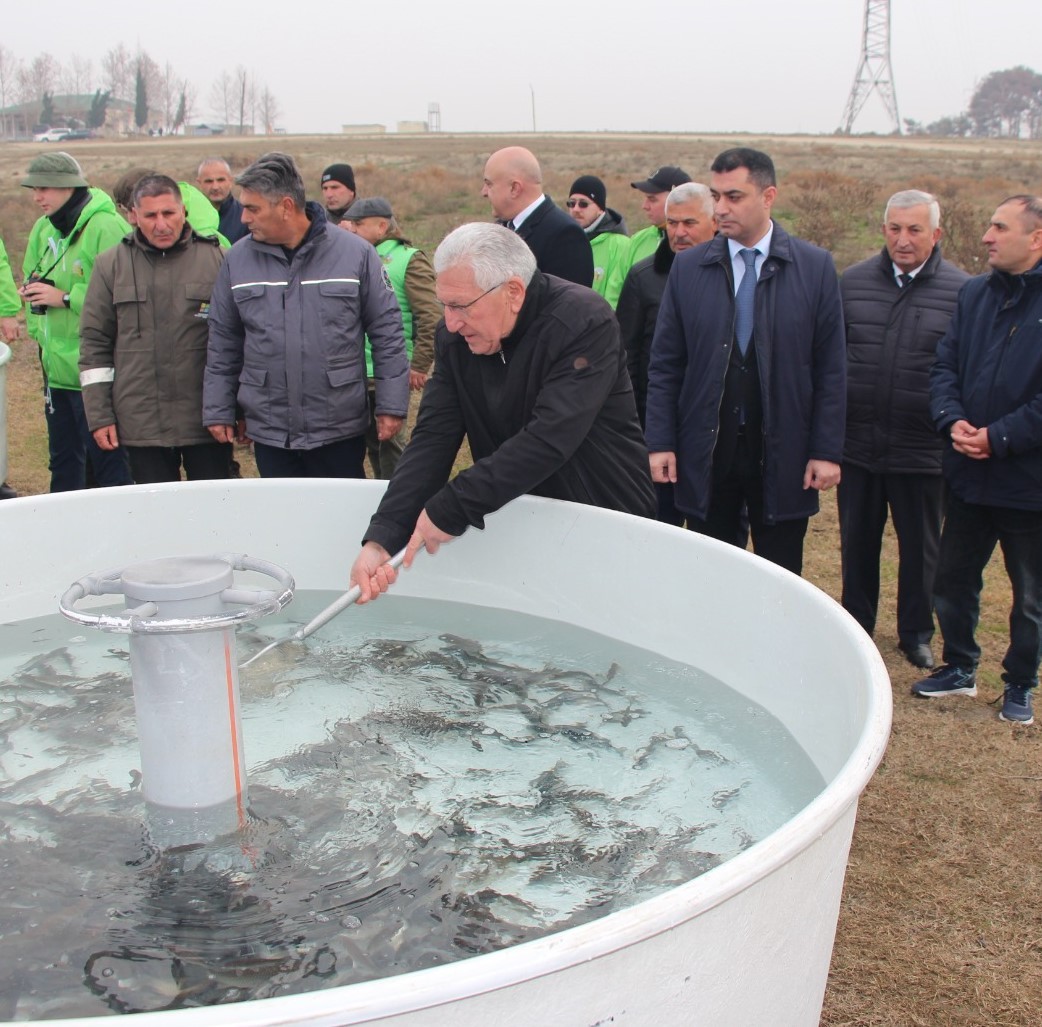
[840,0,901,134]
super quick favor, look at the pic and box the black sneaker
[0,482,16,500]
[998,686,1034,725]
[911,664,977,698]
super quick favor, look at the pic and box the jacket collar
[653,234,675,275]
[875,242,944,283]
[987,256,1042,297]
[698,219,792,266]
[501,271,547,352]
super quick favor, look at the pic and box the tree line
[0,44,281,134]
[905,66,1042,139]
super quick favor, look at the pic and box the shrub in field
[782,170,879,268]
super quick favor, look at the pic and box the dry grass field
[1,132,1041,1025]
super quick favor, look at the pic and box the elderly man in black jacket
[350,222,654,600]
[839,190,969,669]
[480,146,594,287]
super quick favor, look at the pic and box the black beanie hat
[568,175,606,211]
[321,163,356,192]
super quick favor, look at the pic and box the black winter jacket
[364,273,655,553]
[616,235,674,426]
[930,259,1042,511]
[841,245,968,474]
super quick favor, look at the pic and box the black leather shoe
[0,482,17,500]
[899,642,935,669]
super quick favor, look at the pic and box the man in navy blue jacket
[913,195,1042,725]
[645,148,846,576]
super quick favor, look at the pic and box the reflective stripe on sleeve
[80,367,115,387]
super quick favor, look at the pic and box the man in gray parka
[204,152,409,478]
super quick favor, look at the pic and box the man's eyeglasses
[566,199,592,209]
[442,281,506,317]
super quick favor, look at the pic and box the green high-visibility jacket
[22,188,130,391]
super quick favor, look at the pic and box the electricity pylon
[840,0,901,134]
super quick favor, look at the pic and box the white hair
[885,190,940,231]
[434,223,537,289]
[665,182,714,219]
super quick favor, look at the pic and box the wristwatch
[62,293,71,308]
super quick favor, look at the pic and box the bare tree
[60,55,94,97]
[102,44,133,101]
[159,61,179,132]
[209,70,234,127]
[0,46,21,137]
[17,53,59,105]
[234,65,255,133]
[258,85,281,135]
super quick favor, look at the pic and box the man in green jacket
[19,152,132,492]
[625,165,692,272]
[340,196,439,478]
[566,175,630,308]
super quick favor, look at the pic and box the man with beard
[566,174,630,307]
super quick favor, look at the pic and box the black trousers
[934,494,1042,687]
[253,436,366,479]
[127,443,232,484]
[686,433,807,575]
[837,463,943,644]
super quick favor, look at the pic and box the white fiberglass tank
[0,480,891,1027]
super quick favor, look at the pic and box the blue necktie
[735,248,758,356]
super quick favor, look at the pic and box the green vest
[365,238,417,377]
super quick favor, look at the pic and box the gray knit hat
[21,151,88,188]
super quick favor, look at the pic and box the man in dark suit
[645,148,846,576]
[481,146,594,287]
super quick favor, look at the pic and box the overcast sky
[2,0,1029,136]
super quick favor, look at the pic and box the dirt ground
[1,131,1040,1025]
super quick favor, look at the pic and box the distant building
[189,123,255,137]
[396,120,429,134]
[341,123,386,135]
[0,94,138,139]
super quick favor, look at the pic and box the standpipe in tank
[60,554,294,849]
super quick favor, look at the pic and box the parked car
[57,129,92,141]
[33,127,70,142]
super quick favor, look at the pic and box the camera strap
[28,213,98,283]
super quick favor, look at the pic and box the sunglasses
[566,199,593,209]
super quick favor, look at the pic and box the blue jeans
[45,386,132,492]
[933,494,1042,688]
